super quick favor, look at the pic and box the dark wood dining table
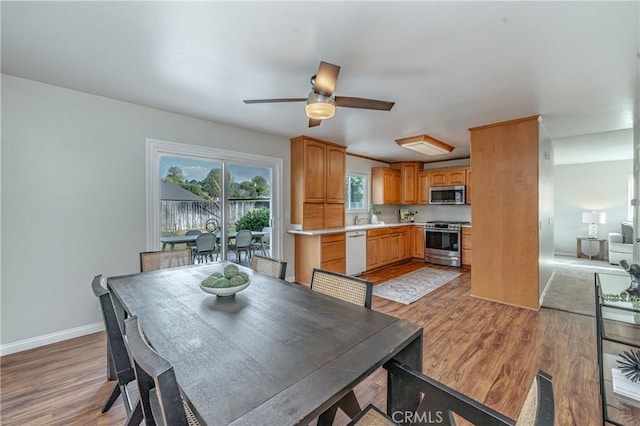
[107,262,423,425]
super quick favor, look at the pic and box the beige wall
[1,75,291,352]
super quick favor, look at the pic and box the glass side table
[595,272,640,426]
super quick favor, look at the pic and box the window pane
[345,173,368,211]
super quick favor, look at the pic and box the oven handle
[424,229,460,233]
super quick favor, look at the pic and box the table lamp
[582,211,606,239]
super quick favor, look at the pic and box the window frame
[345,171,370,213]
[146,138,283,256]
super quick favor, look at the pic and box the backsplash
[347,204,471,225]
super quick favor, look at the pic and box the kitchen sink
[345,223,387,230]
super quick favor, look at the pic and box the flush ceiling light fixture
[305,92,336,120]
[395,134,454,156]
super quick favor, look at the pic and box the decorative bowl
[199,281,250,297]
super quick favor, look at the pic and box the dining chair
[250,254,287,280]
[124,315,201,426]
[229,229,253,263]
[91,275,142,426]
[346,360,555,426]
[310,268,374,424]
[193,232,217,264]
[140,248,193,272]
[310,268,373,308]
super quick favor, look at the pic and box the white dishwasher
[346,230,367,276]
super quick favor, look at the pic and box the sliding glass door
[147,139,281,264]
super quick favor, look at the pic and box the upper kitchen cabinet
[469,115,553,310]
[371,167,401,205]
[291,136,345,203]
[390,162,422,205]
[430,168,466,186]
[466,169,472,205]
[417,170,430,204]
[291,135,346,230]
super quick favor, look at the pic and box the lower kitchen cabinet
[412,225,425,258]
[366,227,411,271]
[295,233,346,285]
[462,227,472,266]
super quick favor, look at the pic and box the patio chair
[193,233,217,264]
[311,269,373,424]
[91,275,142,426]
[346,361,555,426]
[124,316,200,426]
[250,254,287,280]
[140,248,193,272]
[184,229,202,254]
[260,226,271,256]
[229,230,253,263]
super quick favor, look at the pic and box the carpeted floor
[541,256,626,316]
[373,267,461,305]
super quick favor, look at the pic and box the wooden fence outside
[161,199,270,232]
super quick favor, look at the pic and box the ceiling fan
[243,61,395,128]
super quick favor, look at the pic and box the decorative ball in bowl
[200,264,250,297]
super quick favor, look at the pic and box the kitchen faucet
[354,215,367,225]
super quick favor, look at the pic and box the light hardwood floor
[0,261,601,425]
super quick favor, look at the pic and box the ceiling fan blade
[309,118,322,128]
[335,96,395,111]
[243,98,307,104]
[313,61,341,96]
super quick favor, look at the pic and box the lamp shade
[582,211,606,224]
[305,92,336,120]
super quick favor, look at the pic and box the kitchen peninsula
[289,222,426,285]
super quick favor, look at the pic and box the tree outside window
[345,172,369,212]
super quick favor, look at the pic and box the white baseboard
[554,251,575,257]
[539,270,556,307]
[0,322,104,356]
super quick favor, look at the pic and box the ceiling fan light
[305,92,336,120]
[395,134,454,156]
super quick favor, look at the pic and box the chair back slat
[310,269,373,309]
[516,371,554,426]
[140,249,193,272]
[251,255,287,280]
[92,275,135,380]
[91,275,140,421]
[125,316,192,426]
[385,360,554,426]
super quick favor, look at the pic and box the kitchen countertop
[288,222,426,236]
[288,221,472,236]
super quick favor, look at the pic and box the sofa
[608,222,633,264]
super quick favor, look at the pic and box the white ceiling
[2,1,639,163]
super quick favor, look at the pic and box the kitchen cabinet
[412,225,425,258]
[291,135,346,230]
[417,170,430,204]
[430,168,467,187]
[371,167,401,205]
[470,115,553,310]
[366,227,410,270]
[391,162,421,205]
[367,230,390,270]
[461,227,472,266]
[294,233,346,285]
[466,169,472,205]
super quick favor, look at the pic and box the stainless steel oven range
[424,221,469,267]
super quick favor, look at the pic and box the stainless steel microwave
[429,186,466,205]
